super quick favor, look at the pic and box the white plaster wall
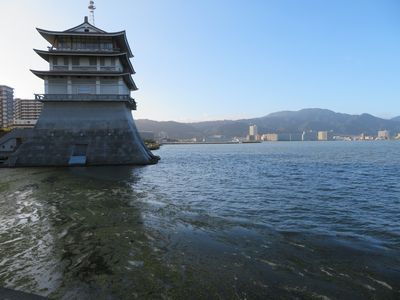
[71,78,96,94]
[100,79,118,94]
[48,78,68,94]
[115,58,122,71]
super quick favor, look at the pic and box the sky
[0,0,399,121]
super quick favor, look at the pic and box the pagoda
[0,17,159,167]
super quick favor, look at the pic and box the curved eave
[30,70,138,91]
[123,74,138,91]
[34,49,122,58]
[117,31,134,58]
[36,28,134,58]
[33,49,135,74]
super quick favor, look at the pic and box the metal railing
[48,46,121,52]
[34,94,136,110]
[51,65,122,72]
[53,65,69,70]
[99,66,121,71]
[35,94,131,100]
[71,65,97,71]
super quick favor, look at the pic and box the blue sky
[0,0,399,121]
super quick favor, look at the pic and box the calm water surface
[0,142,399,299]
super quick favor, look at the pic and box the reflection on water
[0,142,400,299]
[0,167,174,299]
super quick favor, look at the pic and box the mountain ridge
[135,108,400,139]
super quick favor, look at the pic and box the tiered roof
[36,17,134,57]
[31,17,137,91]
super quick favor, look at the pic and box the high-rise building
[249,125,257,136]
[248,125,258,141]
[13,98,43,128]
[0,85,14,129]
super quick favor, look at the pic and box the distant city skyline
[0,0,399,121]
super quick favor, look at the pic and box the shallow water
[0,142,399,299]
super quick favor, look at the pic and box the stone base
[0,102,159,167]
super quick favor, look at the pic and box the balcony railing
[34,94,136,110]
[48,46,120,52]
[51,65,122,72]
[53,65,69,71]
[71,65,97,71]
[99,66,121,71]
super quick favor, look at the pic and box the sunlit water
[0,142,399,299]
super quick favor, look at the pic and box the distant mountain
[135,119,202,140]
[135,109,400,139]
[391,116,400,122]
[248,109,399,135]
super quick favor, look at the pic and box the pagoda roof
[64,17,107,33]
[36,17,134,57]
[30,70,137,91]
[33,49,135,74]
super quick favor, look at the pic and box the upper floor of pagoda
[36,17,133,57]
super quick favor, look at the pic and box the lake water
[0,142,399,299]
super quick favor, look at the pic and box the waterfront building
[355,133,375,141]
[0,85,14,129]
[318,131,328,141]
[261,133,278,141]
[377,130,390,140]
[261,133,302,141]
[0,16,158,166]
[13,98,43,128]
[249,125,258,136]
[333,135,352,141]
[248,125,258,141]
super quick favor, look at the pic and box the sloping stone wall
[0,102,159,167]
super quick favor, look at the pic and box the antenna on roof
[88,1,96,25]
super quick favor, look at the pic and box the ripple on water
[0,143,399,298]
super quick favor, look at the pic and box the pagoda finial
[88,1,96,25]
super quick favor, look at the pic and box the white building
[248,125,258,141]
[249,125,258,136]
[261,133,278,141]
[377,130,390,140]
[13,98,43,128]
[0,85,14,129]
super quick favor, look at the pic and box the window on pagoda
[52,56,69,70]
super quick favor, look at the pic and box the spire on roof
[88,1,96,25]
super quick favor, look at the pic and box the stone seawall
[0,102,159,167]
[8,129,156,167]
